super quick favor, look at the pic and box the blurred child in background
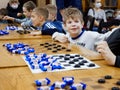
[45,4,66,34]
[6,0,23,19]
[87,0,107,31]
[4,1,36,27]
[30,7,66,37]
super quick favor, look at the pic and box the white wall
[0,0,9,8]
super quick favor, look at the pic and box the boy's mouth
[71,28,77,30]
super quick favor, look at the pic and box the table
[0,24,119,90]
[0,31,51,40]
[0,61,119,90]
[0,24,51,40]
[0,39,102,68]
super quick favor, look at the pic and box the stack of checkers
[97,75,120,90]
[3,42,35,55]
[80,75,120,90]
[16,30,31,34]
[22,26,36,30]
[0,30,9,35]
[5,24,18,31]
[40,42,72,53]
[35,77,86,90]
[23,53,100,73]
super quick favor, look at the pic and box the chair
[97,19,104,33]
[84,15,95,30]
[105,9,114,20]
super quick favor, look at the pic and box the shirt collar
[71,29,85,40]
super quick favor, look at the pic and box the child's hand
[52,32,68,43]
[54,33,68,43]
[30,31,41,36]
[96,41,116,65]
[3,16,14,21]
[17,13,23,17]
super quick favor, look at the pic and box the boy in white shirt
[53,7,115,51]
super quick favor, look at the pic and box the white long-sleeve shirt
[66,30,113,51]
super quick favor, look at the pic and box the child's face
[31,12,41,27]
[64,17,83,37]
[10,1,19,9]
[23,7,31,18]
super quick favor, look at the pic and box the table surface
[0,30,52,40]
[0,39,103,68]
[0,24,120,90]
[0,24,51,40]
[0,61,120,90]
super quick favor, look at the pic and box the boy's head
[0,8,8,20]
[62,7,84,38]
[45,4,57,21]
[9,0,19,9]
[23,1,36,18]
[31,7,49,27]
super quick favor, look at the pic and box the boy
[45,4,66,34]
[6,0,23,19]
[54,7,115,51]
[30,7,66,36]
[4,1,36,27]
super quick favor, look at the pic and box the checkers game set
[23,53,100,73]
[3,41,100,73]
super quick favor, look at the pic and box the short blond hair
[23,1,36,11]
[62,7,84,24]
[45,4,57,15]
[32,7,49,21]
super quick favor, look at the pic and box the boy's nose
[72,25,76,27]
[71,23,76,27]
[71,22,76,25]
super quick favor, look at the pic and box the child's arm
[96,41,116,66]
[3,16,14,21]
[30,31,41,36]
[4,16,28,24]
[52,32,68,43]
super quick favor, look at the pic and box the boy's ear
[30,9,33,12]
[39,15,44,21]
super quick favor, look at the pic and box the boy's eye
[67,21,72,24]
[74,20,79,23]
